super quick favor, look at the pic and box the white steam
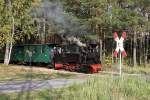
[67,36,86,47]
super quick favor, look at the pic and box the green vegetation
[0,75,150,100]
[0,64,77,81]
[123,66,150,75]
[102,64,150,75]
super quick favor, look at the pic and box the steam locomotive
[53,40,102,73]
[0,34,102,73]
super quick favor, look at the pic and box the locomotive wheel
[63,64,76,72]
[79,65,91,73]
[69,64,77,72]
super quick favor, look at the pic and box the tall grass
[53,75,150,100]
[8,75,149,100]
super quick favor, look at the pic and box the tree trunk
[4,17,14,65]
[112,49,114,64]
[130,38,132,66]
[4,43,10,65]
[139,36,143,65]
[144,34,149,67]
[99,38,103,63]
[43,18,46,43]
[41,18,46,43]
[103,31,105,62]
[99,27,103,63]
[143,34,146,66]
[37,20,40,43]
[8,17,14,62]
[133,31,137,67]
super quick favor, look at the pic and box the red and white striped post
[113,32,127,76]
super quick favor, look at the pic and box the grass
[0,64,77,82]
[0,75,150,100]
[123,66,150,74]
[0,64,150,100]
[102,64,150,75]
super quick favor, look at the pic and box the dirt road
[0,79,84,93]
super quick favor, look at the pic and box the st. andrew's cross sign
[113,32,127,57]
[113,32,127,75]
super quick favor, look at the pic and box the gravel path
[0,79,84,93]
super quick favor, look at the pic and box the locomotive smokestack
[67,36,86,47]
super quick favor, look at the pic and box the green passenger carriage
[11,44,55,64]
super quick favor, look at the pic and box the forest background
[0,0,150,67]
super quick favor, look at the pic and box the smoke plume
[32,0,88,36]
[67,36,86,47]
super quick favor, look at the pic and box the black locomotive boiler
[53,41,102,73]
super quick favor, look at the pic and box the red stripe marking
[114,32,118,40]
[90,64,102,73]
[122,32,126,40]
[113,51,118,57]
[55,64,63,70]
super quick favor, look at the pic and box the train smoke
[67,36,86,47]
[32,0,88,36]
[31,0,90,45]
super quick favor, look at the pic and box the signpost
[113,32,127,76]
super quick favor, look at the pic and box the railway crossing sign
[113,32,127,75]
[113,32,127,57]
